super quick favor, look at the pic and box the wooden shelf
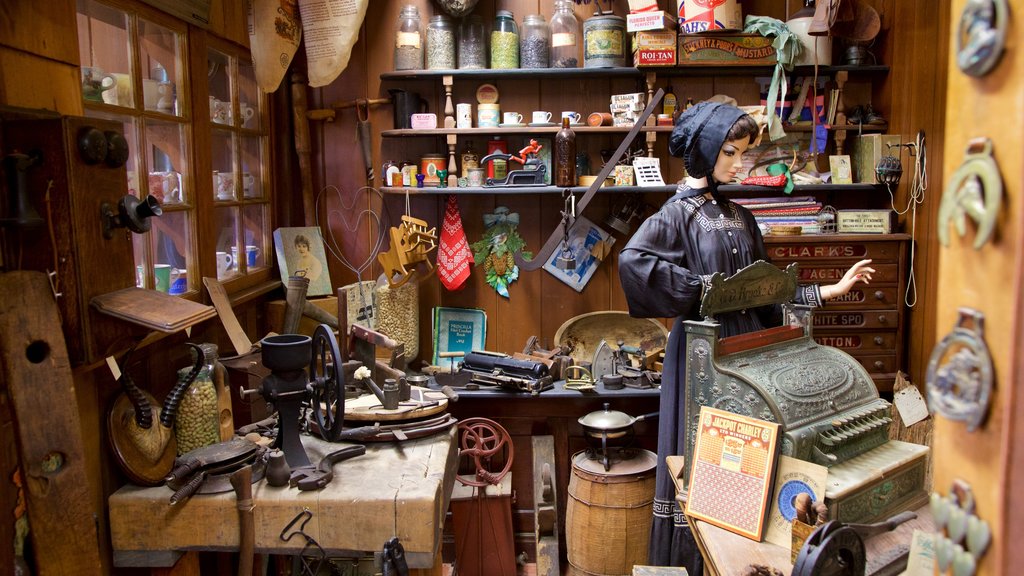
[381,125,672,137]
[640,64,890,77]
[381,183,883,195]
[381,67,645,80]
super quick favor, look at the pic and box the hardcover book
[685,406,781,541]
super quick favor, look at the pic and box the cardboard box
[627,11,677,32]
[851,134,903,184]
[628,0,659,12]
[636,30,678,66]
[678,0,742,33]
[837,209,898,234]
[678,33,776,65]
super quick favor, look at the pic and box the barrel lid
[572,448,657,477]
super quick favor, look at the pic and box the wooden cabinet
[765,233,911,392]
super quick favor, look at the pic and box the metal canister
[421,154,446,185]
[583,14,626,68]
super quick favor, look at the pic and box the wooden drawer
[814,330,898,354]
[817,286,901,310]
[812,310,899,330]
[773,262,900,284]
[766,239,904,263]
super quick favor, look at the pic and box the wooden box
[636,30,678,66]
[851,134,903,184]
[677,33,776,65]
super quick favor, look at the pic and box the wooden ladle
[107,343,204,486]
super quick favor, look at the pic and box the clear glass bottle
[554,117,577,187]
[490,10,519,69]
[521,14,550,69]
[458,14,487,69]
[394,4,423,71]
[174,361,219,456]
[426,14,456,70]
[550,0,580,68]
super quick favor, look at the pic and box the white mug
[102,72,133,106]
[209,96,227,123]
[532,111,553,124]
[157,81,175,112]
[148,171,181,204]
[232,245,261,268]
[241,172,256,197]
[456,103,473,129]
[215,251,234,279]
[502,111,523,125]
[143,79,161,110]
[238,102,256,127]
[561,111,582,124]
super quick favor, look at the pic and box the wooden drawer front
[766,241,902,262]
[850,354,899,377]
[812,310,899,330]
[818,286,901,310]
[772,262,900,284]
[814,331,897,353]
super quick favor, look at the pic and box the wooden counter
[109,428,458,570]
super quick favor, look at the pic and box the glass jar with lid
[550,0,581,68]
[174,356,219,456]
[458,14,487,69]
[521,14,550,68]
[490,10,519,69]
[394,4,423,71]
[426,14,456,70]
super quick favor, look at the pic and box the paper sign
[894,384,930,427]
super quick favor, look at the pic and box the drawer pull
[874,291,885,301]
[874,336,884,345]
[878,315,888,324]
[873,361,885,370]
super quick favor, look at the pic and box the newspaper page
[298,0,369,87]
[248,0,302,92]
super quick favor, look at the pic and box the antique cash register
[680,261,928,523]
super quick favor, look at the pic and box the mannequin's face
[712,137,750,183]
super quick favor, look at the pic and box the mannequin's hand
[822,259,874,300]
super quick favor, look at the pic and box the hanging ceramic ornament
[471,206,531,298]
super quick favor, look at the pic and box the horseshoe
[938,137,1002,250]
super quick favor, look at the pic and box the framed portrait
[273,226,333,297]
[542,216,615,292]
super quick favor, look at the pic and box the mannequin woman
[618,102,874,570]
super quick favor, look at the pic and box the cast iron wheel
[456,417,514,487]
[308,324,346,441]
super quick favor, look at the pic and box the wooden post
[291,71,317,226]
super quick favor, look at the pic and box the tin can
[583,14,626,68]
[478,103,500,128]
[421,154,446,185]
[467,167,485,187]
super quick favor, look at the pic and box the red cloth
[437,194,473,290]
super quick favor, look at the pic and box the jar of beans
[394,4,423,71]
[426,14,456,70]
[521,14,550,68]
[490,10,519,69]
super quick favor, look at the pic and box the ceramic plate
[499,123,526,128]
[528,122,558,127]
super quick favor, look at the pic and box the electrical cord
[886,131,926,307]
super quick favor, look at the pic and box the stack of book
[734,196,826,234]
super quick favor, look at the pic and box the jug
[389,89,428,129]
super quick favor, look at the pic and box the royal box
[677,33,777,65]
[635,30,678,66]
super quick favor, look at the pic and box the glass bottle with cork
[554,117,577,187]
[394,5,423,71]
[550,0,580,68]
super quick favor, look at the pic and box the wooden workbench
[108,428,458,570]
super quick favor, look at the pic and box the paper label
[396,31,421,49]
[894,384,931,427]
[904,530,937,575]
[552,32,576,48]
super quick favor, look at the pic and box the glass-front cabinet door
[207,43,270,281]
[77,0,271,296]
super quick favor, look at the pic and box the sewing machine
[680,261,929,523]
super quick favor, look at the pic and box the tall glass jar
[521,14,550,68]
[458,14,487,69]
[426,14,456,70]
[490,10,519,69]
[174,363,219,455]
[550,0,580,68]
[394,4,423,71]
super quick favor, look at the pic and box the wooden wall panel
[0,48,83,116]
[0,0,80,66]
[931,1,1022,574]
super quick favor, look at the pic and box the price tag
[105,355,121,381]
[894,384,930,427]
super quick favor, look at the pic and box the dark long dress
[618,184,821,571]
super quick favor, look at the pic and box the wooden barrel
[566,449,658,576]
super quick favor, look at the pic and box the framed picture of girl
[273,226,333,296]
